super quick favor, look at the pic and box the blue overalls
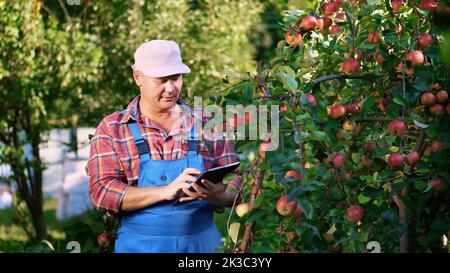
[114,118,223,253]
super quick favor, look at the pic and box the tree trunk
[30,137,47,239]
[10,124,48,240]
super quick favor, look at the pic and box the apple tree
[217,0,449,253]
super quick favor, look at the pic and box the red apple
[343,120,356,131]
[280,105,288,112]
[229,112,252,128]
[391,0,403,13]
[258,143,267,158]
[373,51,386,64]
[378,97,392,112]
[282,249,299,253]
[388,153,404,167]
[406,50,425,65]
[364,143,377,153]
[368,31,381,43]
[405,151,420,166]
[276,196,297,216]
[420,92,436,106]
[431,104,445,116]
[345,103,359,114]
[387,119,407,135]
[347,205,364,223]
[322,16,333,28]
[305,93,317,105]
[336,130,351,141]
[416,34,433,48]
[97,231,114,248]
[419,0,438,11]
[361,155,374,168]
[428,178,446,192]
[430,83,441,90]
[300,15,317,30]
[335,13,347,21]
[329,24,341,35]
[285,30,303,47]
[431,140,444,152]
[331,152,346,168]
[285,170,303,180]
[329,105,346,119]
[315,16,324,30]
[322,2,338,15]
[436,90,448,103]
[341,58,360,74]
[293,205,302,217]
[341,171,353,181]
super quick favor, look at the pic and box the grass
[0,198,67,242]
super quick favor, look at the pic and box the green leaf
[422,183,433,193]
[412,84,429,91]
[329,209,343,217]
[351,152,362,164]
[228,223,241,244]
[358,193,371,204]
[326,224,337,234]
[393,96,405,106]
[310,130,330,141]
[360,175,373,181]
[362,95,375,112]
[414,180,427,192]
[279,65,296,78]
[299,199,313,219]
[275,72,298,92]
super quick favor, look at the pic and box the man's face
[134,70,183,112]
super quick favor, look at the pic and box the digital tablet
[173,161,240,205]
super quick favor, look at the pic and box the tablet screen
[173,161,240,205]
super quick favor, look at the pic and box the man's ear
[132,69,141,87]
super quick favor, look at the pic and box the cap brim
[139,64,191,77]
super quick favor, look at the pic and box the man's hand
[162,168,201,201]
[179,179,236,207]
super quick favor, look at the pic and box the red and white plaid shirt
[86,96,242,215]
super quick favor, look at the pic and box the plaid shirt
[86,96,242,215]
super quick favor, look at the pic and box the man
[86,40,242,253]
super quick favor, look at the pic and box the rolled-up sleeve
[86,120,129,215]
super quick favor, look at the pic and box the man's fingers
[201,179,212,189]
[183,168,201,176]
[179,196,196,202]
[192,183,208,197]
[183,175,198,183]
[182,187,196,196]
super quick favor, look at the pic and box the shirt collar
[119,95,199,136]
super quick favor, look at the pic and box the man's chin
[159,100,177,110]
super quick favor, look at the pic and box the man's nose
[164,80,176,93]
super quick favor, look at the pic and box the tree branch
[41,3,60,23]
[312,73,382,84]
[256,72,270,97]
[58,0,72,24]
[355,117,393,123]
[235,164,265,253]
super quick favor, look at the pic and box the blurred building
[0,128,95,220]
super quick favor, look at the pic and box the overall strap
[128,119,151,161]
[188,120,200,157]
